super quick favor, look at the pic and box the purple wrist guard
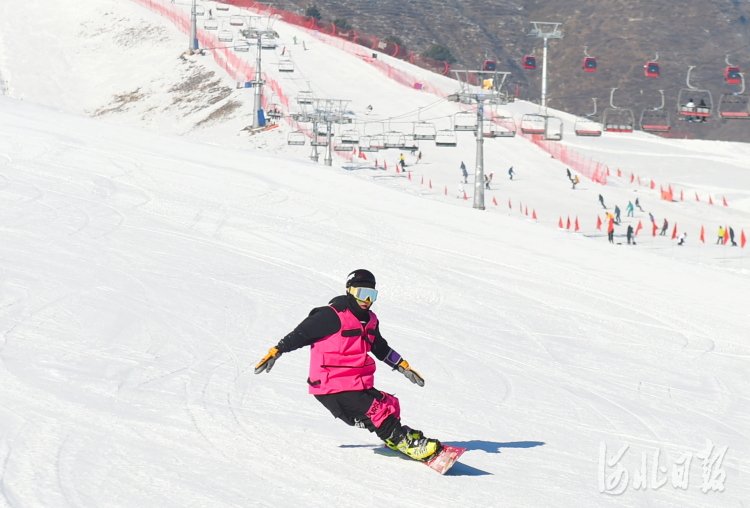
[384,349,402,369]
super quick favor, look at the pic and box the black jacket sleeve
[369,324,392,362]
[276,306,341,353]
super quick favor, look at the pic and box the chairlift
[234,40,250,52]
[311,131,329,146]
[725,55,741,84]
[218,30,233,43]
[216,3,230,11]
[602,88,635,133]
[677,66,713,121]
[340,130,360,145]
[195,5,205,16]
[520,114,546,134]
[261,37,277,49]
[583,46,596,72]
[574,98,603,136]
[413,122,437,140]
[644,52,660,78]
[266,105,283,120]
[287,131,306,146]
[523,49,536,70]
[719,73,750,119]
[370,134,386,150]
[279,59,294,73]
[296,90,314,105]
[203,19,219,30]
[434,130,457,147]
[493,116,517,137]
[544,117,563,141]
[454,111,477,131]
[483,60,496,72]
[383,131,406,148]
[357,136,378,152]
[640,90,670,132]
[230,16,245,27]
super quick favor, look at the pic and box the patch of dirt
[195,100,243,128]
[92,89,145,116]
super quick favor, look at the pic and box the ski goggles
[348,286,378,303]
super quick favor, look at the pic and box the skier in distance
[254,269,441,462]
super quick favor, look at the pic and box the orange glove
[255,347,281,374]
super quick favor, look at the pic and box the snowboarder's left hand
[397,360,425,387]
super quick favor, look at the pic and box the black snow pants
[315,388,403,441]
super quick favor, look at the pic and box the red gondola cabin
[583,57,597,72]
[483,60,496,72]
[523,56,536,70]
[726,66,741,84]
[645,62,660,78]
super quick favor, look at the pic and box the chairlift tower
[251,35,265,129]
[189,0,199,52]
[448,70,512,210]
[294,99,352,165]
[528,22,563,108]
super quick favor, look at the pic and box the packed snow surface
[0,0,749,506]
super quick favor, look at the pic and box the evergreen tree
[305,5,322,21]
[423,44,457,64]
[333,18,352,29]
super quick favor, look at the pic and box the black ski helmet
[346,269,376,289]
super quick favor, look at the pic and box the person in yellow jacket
[717,226,725,244]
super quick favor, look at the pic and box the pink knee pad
[366,392,401,428]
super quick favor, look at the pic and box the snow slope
[1,1,749,507]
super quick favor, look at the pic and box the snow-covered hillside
[0,1,749,507]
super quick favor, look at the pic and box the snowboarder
[254,270,441,462]
[571,175,579,190]
[608,216,615,244]
[399,153,406,170]
[293,36,298,45]
[626,201,634,217]
[416,151,422,164]
[365,105,373,115]
[457,181,465,198]
[281,47,286,56]
[599,194,606,209]
[302,40,307,50]
[717,225,725,244]
[660,219,668,236]
[566,168,572,182]
[635,198,644,212]
[627,225,635,245]
[678,232,687,245]
[460,162,468,183]
[508,167,515,180]
[614,205,621,224]
[729,226,737,246]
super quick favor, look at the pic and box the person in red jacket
[608,216,615,243]
[254,269,441,461]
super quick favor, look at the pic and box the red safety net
[518,131,608,185]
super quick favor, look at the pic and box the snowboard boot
[385,426,442,462]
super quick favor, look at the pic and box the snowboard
[376,445,467,475]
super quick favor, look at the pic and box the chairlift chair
[523,55,536,70]
[493,116,517,137]
[434,130,457,147]
[261,37,278,49]
[234,40,250,52]
[454,111,477,131]
[370,134,386,150]
[311,131,329,146]
[195,5,205,16]
[677,66,713,121]
[725,55,741,84]
[400,134,418,151]
[644,52,660,78]
[216,3,230,11]
[483,60,496,72]
[639,90,670,132]
[602,88,635,133]
[296,91,314,105]
[230,16,245,27]
[218,30,233,43]
[574,98,602,136]
[287,131,306,146]
[413,122,437,140]
[383,131,406,148]
[203,19,219,30]
[279,59,294,73]
[340,130,360,145]
[358,136,378,152]
[544,116,563,141]
[719,73,750,119]
[520,114,546,134]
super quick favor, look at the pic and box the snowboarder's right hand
[255,347,282,374]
